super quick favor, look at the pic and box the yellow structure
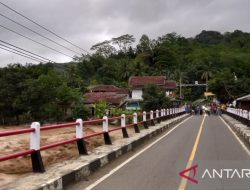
[204,92,215,97]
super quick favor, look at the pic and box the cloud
[0,0,250,67]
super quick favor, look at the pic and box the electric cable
[0,1,90,54]
[0,12,82,56]
[0,45,45,63]
[0,39,54,62]
[0,24,74,59]
[0,43,48,63]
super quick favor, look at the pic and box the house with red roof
[128,76,176,100]
[84,85,129,115]
[84,92,128,106]
[89,85,129,94]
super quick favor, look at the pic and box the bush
[141,84,170,111]
[94,101,109,118]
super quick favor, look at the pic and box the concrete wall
[132,89,173,100]
[166,90,173,97]
[132,89,143,100]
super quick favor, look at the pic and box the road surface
[67,115,250,190]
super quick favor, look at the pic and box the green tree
[94,101,109,118]
[117,58,133,81]
[136,34,155,67]
[200,58,217,92]
[141,84,170,111]
[111,34,135,53]
[65,64,86,90]
[20,71,86,122]
[0,63,53,125]
[195,30,223,44]
[137,34,151,53]
[90,40,116,57]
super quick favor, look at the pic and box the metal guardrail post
[30,122,45,172]
[103,116,112,145]
[121,114,129,138]
[248,111,250,127]
[150,110,155,126]
[237,109,241,121]
[133,113,140,133]
[161,109,164,121]
[167,109,169,119]
[143,111,148,129]
[156,110,160,123]
[76,119,88,155]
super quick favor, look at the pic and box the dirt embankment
[0,124,127,186]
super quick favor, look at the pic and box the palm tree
[200,60,216,92]
[201,71,212,92]
[133,61,145,76]
[118,58,131,80]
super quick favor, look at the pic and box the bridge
[0,108,250,190]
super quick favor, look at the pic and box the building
[84,92,128,107]
[128,76,176,100]
[126,76,177,110]
[84,85,129,115]
[235,94,250,111]
[89,85,129,94]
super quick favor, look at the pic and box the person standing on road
[204,105,211,115]
[216,105,222,115]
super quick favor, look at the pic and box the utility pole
[179,76,182,99]
[205,75,208,92]
[177,81,207,99]
[205,75,208,99]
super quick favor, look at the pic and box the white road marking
[219,116,250,157]
[85,116,193,190]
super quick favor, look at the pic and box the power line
[0,40,54,62]
[0,24,74,59]
[0,46,45,63]
[0,43,47,63]
[0,12,82,56]
[0,1,90,54]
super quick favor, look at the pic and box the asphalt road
[67,115,250,190]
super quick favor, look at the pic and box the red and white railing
[225,108,250,128]
[226,108,250,120]
[0,107,185,172]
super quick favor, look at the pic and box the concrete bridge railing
[224,107,250,126]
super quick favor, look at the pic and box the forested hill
[0,30,250,124]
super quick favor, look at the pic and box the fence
[225,107,250,126]
[0,108,185,173]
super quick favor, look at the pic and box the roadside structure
[235,94,250,110]
[84,85,129,115]
[126,76,177,110]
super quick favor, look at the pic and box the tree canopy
[141,84,170,111]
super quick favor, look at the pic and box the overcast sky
[0,0,249,67]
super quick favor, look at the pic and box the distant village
[84,76,177,116]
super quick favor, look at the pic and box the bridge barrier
[0,107,185,173]
[224,108,250,127]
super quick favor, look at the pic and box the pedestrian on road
[216,105,222,115]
